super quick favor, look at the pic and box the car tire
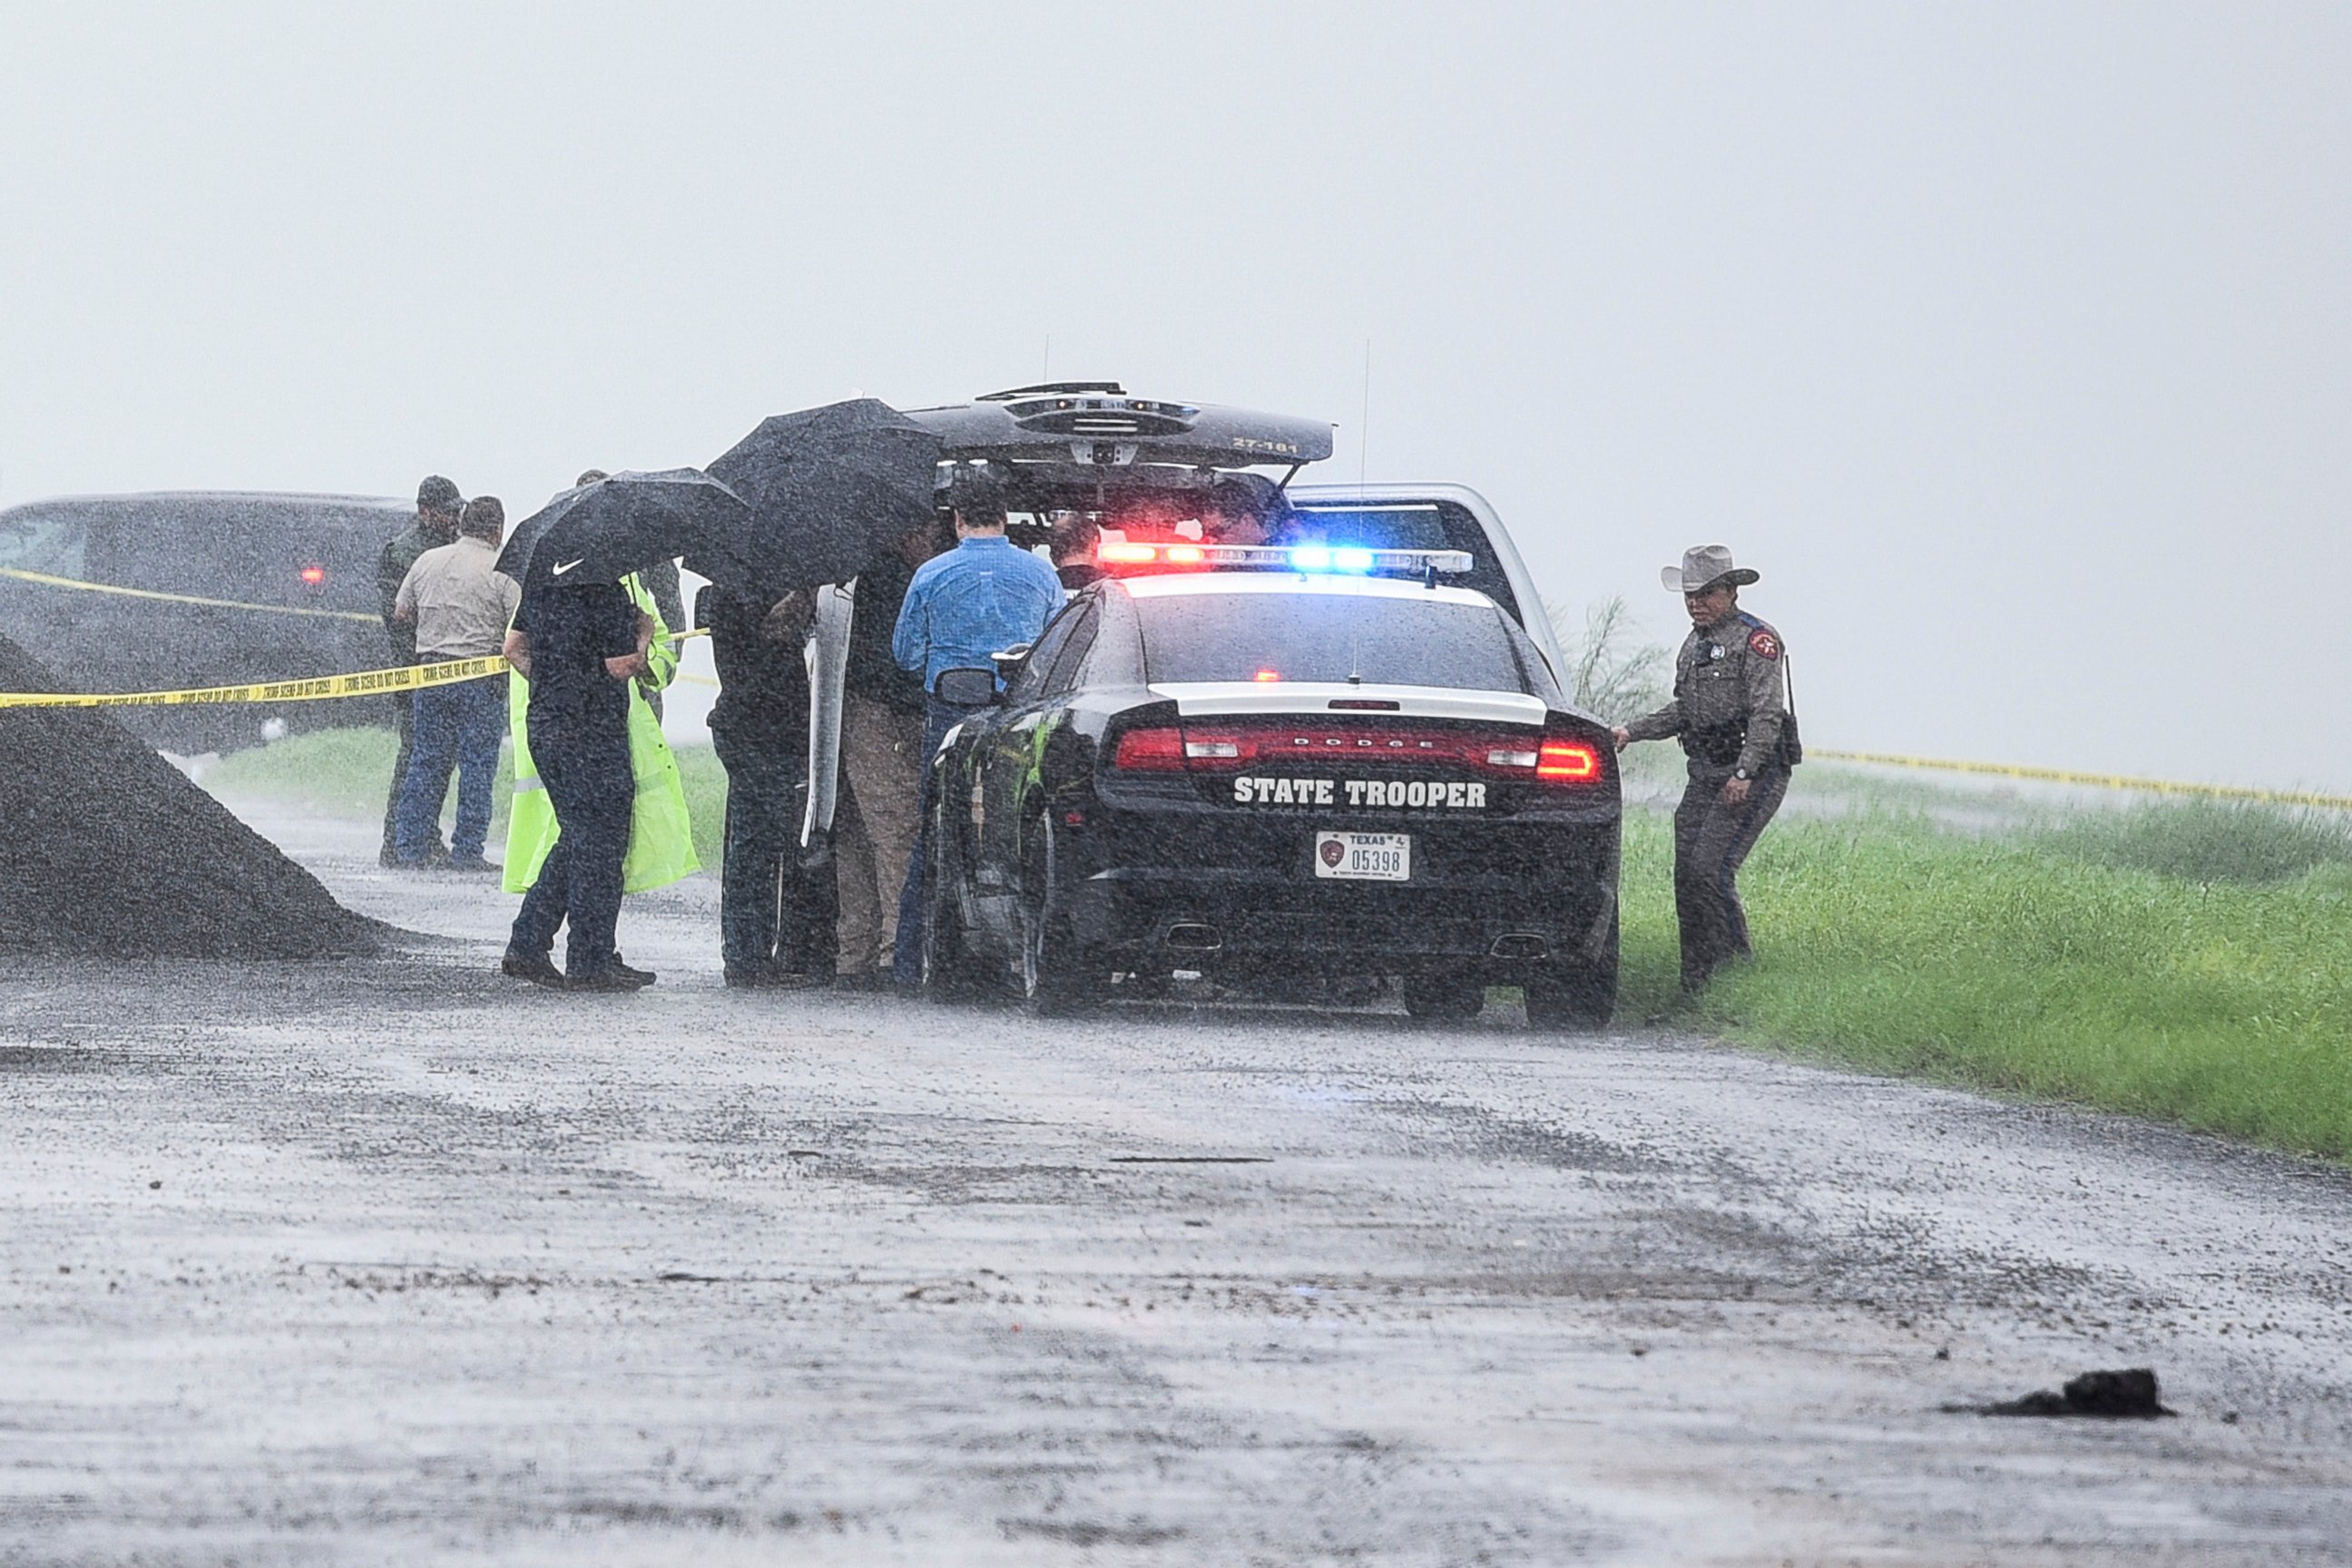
[1018,813,1096,1015]
[920,803,989,1003]
[1401,975,1485,1020]
[1524,911,1620,1030]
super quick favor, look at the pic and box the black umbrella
[496,468,752,591]
[703,398,945,594]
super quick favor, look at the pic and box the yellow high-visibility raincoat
[502,573,698,895]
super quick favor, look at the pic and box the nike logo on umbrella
[552,558,584,576]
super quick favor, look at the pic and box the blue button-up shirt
[891,534,1065,693]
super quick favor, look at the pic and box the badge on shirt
[1747,628,1780,661]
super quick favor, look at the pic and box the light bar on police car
[1095,543,1474,574]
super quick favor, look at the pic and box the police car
[914,543,1621,1024]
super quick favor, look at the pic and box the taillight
[1110,726,1187,771]
[299,565,327,585]
[1535,739,1602,782]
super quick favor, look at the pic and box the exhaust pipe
[1164,923,1224,953]
[1489,933,1549,960]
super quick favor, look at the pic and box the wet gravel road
[4,803,2349,1565]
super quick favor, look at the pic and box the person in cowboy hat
[1612,544,1800,995]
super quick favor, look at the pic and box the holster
[1681,720,1747,769]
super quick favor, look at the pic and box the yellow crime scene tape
[0,652,510,710]
[0,565,382,622]
[1813,750,2352,813]
[0,629,710,710]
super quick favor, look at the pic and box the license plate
[1314,829,1411,881]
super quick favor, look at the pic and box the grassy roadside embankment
[1617,793,2352,1161]
[205,729,2352,1159]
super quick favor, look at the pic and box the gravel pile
[0,632,375,958]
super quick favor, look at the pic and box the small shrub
[1549,593,1671,719]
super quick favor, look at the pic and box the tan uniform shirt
[394,535,523,661]
[1622,611,1789,775]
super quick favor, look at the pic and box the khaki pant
[835,696,924,975]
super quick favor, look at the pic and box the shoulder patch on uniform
[1747,627,1780,661]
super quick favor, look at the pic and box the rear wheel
[1401,975,1486,1020]
[1018,813,1097,1014]
[1524,910,1620,1030]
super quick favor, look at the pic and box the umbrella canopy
[496,469,751,592]
[704,399,944,594]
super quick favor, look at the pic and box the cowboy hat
[1661,544,1759,593]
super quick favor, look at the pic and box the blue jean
[395,674,505,860]
[892,695,989,984]
[508,720,632,980]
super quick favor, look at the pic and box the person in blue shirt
[887,468,1064,984]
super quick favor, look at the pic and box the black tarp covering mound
[0,632,375,957]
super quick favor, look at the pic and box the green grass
[201,725,727,871]
[1622,803,2352,1160]
[2037,799,2352,886]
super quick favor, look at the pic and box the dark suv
[0,491,406,752]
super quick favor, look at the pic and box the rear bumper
[1063,812,1619,976]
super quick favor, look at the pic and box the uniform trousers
[835,696,924,977]
[712,727,834,980]
[378,672,435,857]
[892,694,991,985]
[509,718,632,981]
[1671,762,1789,992]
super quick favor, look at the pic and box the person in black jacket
[500,575,653,992]
[703,585,832,988]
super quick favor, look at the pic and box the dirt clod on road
[1971,1366,2178,1418]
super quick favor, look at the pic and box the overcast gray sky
[4,2,2345,787]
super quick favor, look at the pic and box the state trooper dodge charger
[915,550,1622,1024]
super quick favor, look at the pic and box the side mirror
[933,666,999,707]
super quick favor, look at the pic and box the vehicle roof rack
[976,381,1128,400]
[903,386,1334,471]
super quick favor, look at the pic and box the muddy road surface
[5,801,2348,1565]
